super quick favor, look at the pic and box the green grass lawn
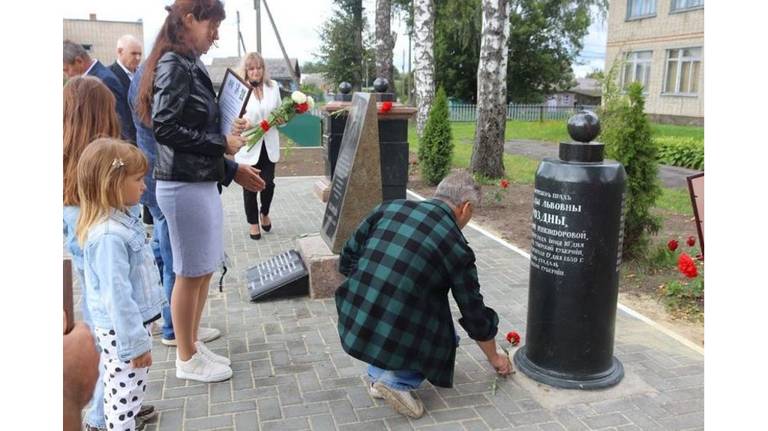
[408,122,694,214]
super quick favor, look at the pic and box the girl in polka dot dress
[76,139,166,431]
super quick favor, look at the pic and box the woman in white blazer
[234,52,283,240]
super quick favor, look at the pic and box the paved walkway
[75,176,704,430]
[504,140,702,189]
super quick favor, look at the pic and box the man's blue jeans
[147,204,176,341]
[367,365,425,391]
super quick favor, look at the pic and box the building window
[663,47,701,95]
[622,51,652,91]
[671,0,703,12]
[627,0,656,19]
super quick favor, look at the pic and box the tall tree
[413,0,435,136]
[316,0,367,89]
[375,0,396,85]
[433,0,605,103]
[471,0,510,178]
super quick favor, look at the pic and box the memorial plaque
[321,93,382,253]
[246,250,309,302]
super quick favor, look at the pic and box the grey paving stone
[184,414,233,431]
[157,408,184,431]
[233,410,258,430]
[261,417,310,431]
[309,413,337,431]
[282,402,330,418]
[330,399,358,425]
[581,413,630,429]
[257,397,282,421]
[185,394,210,419]
[430,407,479,423]
[473,405,511,430]
[210,400,258,415]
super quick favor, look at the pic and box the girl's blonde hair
[235,52,273,87]
[63,76,121,206]
[75,138,148,245]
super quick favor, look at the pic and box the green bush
[418,87,453,185]
[600,80,662,259]
[655,136,704,170]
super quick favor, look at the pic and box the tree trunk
[375,0,396,86]
[471,0,510,178]
[413,0,435,137]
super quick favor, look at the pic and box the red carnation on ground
[259,120,270,132]
[686,236,696,247]
[296,102,309,114]
[506,331,520,346]
[500,179,510,189]
[379,101,393,114]
[677,253,698,278]
[667,239,679,252]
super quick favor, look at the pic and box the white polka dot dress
[95,326,151,431]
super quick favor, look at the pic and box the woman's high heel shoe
[260,215,272,232]
[249,225,261,240]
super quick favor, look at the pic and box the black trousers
[243,143,276,225]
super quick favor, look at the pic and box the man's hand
[489,352,512,376]
[234,164,266,193]
[63,322,99,410]
[225,134,245,155]
[131,351,152,369]
[231,117,251,135]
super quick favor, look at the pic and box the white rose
[291,91,307,104]
[307,96,315,109]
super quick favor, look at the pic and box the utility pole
[254,0,262,53]
[236,10,247,56]
[262,0,299,87]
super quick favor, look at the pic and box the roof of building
[206,56,300,86]
[568,78,602,98]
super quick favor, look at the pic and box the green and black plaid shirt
[335,199,499,388]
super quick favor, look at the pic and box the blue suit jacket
[87,60,136,143]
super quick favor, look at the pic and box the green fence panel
[278,114,322,147]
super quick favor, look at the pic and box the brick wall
[63,18,143,70]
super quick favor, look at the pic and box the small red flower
[686,236,696,247]
[499,179,510,189]
[677,253,698,278]
[506,331,520,346]
[667,239,679,252]
[296,102,309,113]
[378,101,393,114]
[259,120,270,132]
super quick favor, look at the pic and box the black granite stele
[514,110,627,390]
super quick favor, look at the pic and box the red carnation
[677,253,698,278]
[686,236,696,247]
[296,102,309,113]
[506,331,520,346]
[259,120,270,132]
[667,239,679,252]
[500,179,510,189]
[379,101,393,114]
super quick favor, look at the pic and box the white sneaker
[195,341,231,365]
[176,352,232,382]
[368,382,384,399]
[373,382,424,418]
[198,326,221,343]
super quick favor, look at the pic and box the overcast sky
[62,0,606,78]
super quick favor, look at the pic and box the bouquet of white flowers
[242,90,315,152]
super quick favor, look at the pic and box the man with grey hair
[335,170,511,419]
[63,40,134,143]
[108,35,142,144]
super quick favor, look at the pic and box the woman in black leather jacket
[135,0,264,383]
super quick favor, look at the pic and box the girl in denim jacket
[76,138,166,431]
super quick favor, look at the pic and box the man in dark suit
[108,35,142,104]
[63,40,135,144]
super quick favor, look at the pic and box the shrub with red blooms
[667,239,679,252]
[500,179,509,189]
[686,236,696,247]
[677,253,698,278]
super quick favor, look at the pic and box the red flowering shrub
[677,253,698,278]
[667,239,679,252]
[686,236,696,247]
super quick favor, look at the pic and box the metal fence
[449,103,599,122]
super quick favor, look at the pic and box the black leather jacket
[152,51,227,182]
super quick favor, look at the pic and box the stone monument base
[296,233,344,299]
[313,177,331,202]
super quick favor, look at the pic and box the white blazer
[234,80,282,165]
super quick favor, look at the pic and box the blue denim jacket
[83,209,165,361]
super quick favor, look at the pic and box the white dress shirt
[234,80,282,165]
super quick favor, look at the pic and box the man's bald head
[116,34,142,72]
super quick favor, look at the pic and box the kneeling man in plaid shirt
[335,171,512,418]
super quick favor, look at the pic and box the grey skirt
[156,180,224,277]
